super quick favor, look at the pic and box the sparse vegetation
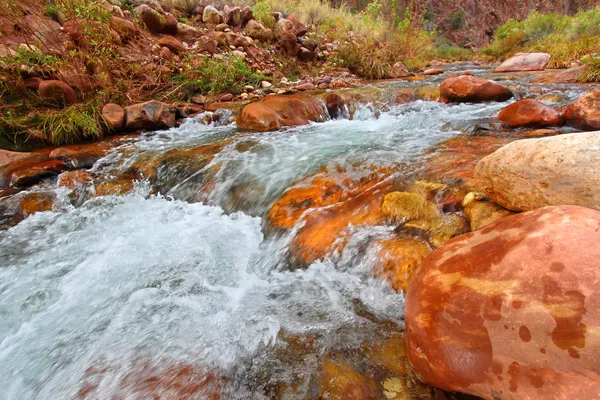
[483,9,600,77]
[1,102,103,148]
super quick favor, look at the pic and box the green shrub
[177,54,265,96]
[581,56,600,83]
[448,9,466,30]
[253,0,276,30]
[0,103,103,147]
[44,5,60,20]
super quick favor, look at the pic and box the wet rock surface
[237,94,327,131]
[440,75,513,103]
[405,205,600,400]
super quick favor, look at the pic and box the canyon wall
[340,0,600,46]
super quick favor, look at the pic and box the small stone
[261,81,272,88]
[220,93,234,102]
[295,82,316,91]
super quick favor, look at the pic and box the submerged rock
[17,192,56,217]
[498,99,564,128]
[236,95,326,131]
[474,132,600,211]
[463,199,515,230]
[565,88,600,131]
[494,52,551,73]
[405,205,600,400]
[374,238,432,292]
[318,355,378,399]
[439,75,513,103]
[381,192,440,222]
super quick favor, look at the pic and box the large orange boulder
[565,88,600,131]
[498,99,564,128]
[439,75,513,103]
[405,205,600,400]
[236,95,326,131]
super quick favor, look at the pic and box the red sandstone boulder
[58,169,93,190]
[244,20,271,42]
[38,80,79,106]
[405,205,600,400]
[392,62,410,78]
[565,88,600,131]
[102,103,125,131]
[157,35,185,53]
[63,19,84,42]
[198,35,218,54]
[497,99,564,128]
[237,95,326,131]
[288,17,308,37]
[474,132,600,212]
[10,160,67,187]
[110,16,138,39]
[439,75,513,103]
[225,6,241,26]
[278,32,298,56]
[163,13,178,34]
[50,142,112,169]
[494,52,551,73]
[0,150,50,187]
[124,100,175,131]
[137,4,165,33]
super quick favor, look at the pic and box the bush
[581,56,600,83]
[448,9,466,30]
[253,0,276,30]
[177,54,266,96]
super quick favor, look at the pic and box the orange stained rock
[374,238,432,293]
[129,141,229,180]
[58,170,93,190]
[78,361,225,400]
[18,192,55,217]
[498,99,564,128]
[290,181,391,265]
[93,176,136,197]
[318,355,378,400]
[236,94,327,131]
[268,165,394,230]
[439,75,513,103]
[404,205,600,400]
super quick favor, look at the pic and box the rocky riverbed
[1,64,599,399]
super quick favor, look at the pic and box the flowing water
[0,68,592,399]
